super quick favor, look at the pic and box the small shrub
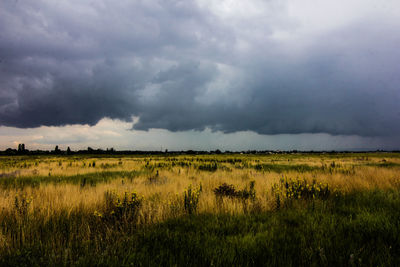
[214,181,256,201]
[238,180,256,201]
[213,183,237,198]
[271,178,338,209]
[184,184,202,215]
[14,194,33,217]
[102,190,143,221]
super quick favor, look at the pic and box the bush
[14,194,33,218]
[214,181,256,201]
[239,180,256,201]
[213,183,237,198]
[99,190,143,221]
[271,178,338,209]
[184,184,202,215]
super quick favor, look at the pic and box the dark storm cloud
[1,0,399,137]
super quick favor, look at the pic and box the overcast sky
[1,0,399,151]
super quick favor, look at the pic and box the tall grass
[0,153,399,265]
[1,189,400,266]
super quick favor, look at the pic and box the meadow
[0,152,400,266]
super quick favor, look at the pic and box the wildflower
[93,210,103,217]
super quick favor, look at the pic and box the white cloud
[0,118,398,151]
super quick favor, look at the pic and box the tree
[17,143,26,153]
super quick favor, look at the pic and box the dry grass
[1,153,400,265]
[0,153,399,224]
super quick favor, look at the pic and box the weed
[184,184,202,215]
[214,181,256,201]
[103,190,143,221]
[271,177,338,210]
[213,183,237,198]
[14,194,33,217]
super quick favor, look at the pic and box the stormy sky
[0,0,399,150]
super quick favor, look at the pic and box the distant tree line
[1,144,119,156]
[0,144,399,156]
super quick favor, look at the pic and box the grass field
[0,152,400,266]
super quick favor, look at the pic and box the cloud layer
[1,0,400,137]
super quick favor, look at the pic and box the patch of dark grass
[2,190,400,266]
[198,162,218,172]
[214,181,256,201]
[0,170,146,189]
[126,189,400,266]
[365,162,400,168]
[252,163,322,173]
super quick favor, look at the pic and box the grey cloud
[0,0,400,138]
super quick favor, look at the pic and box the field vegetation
[0,152,400,266]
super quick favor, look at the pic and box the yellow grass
[0,154,399,224]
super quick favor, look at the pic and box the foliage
[184,184,202,215]
[253,163,321,173]
[214,180,256,201]
[101,190,143,221]
[213,183,237,198]
[14,194,33,218]
[273,178,333,200]
[0,170,145,189]
[198,162,218,172]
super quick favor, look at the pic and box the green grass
[128,190,400,266]
[2,189,400,266]
[365,162,400,168]
[0,170,146,189]
[252,163,321,173]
